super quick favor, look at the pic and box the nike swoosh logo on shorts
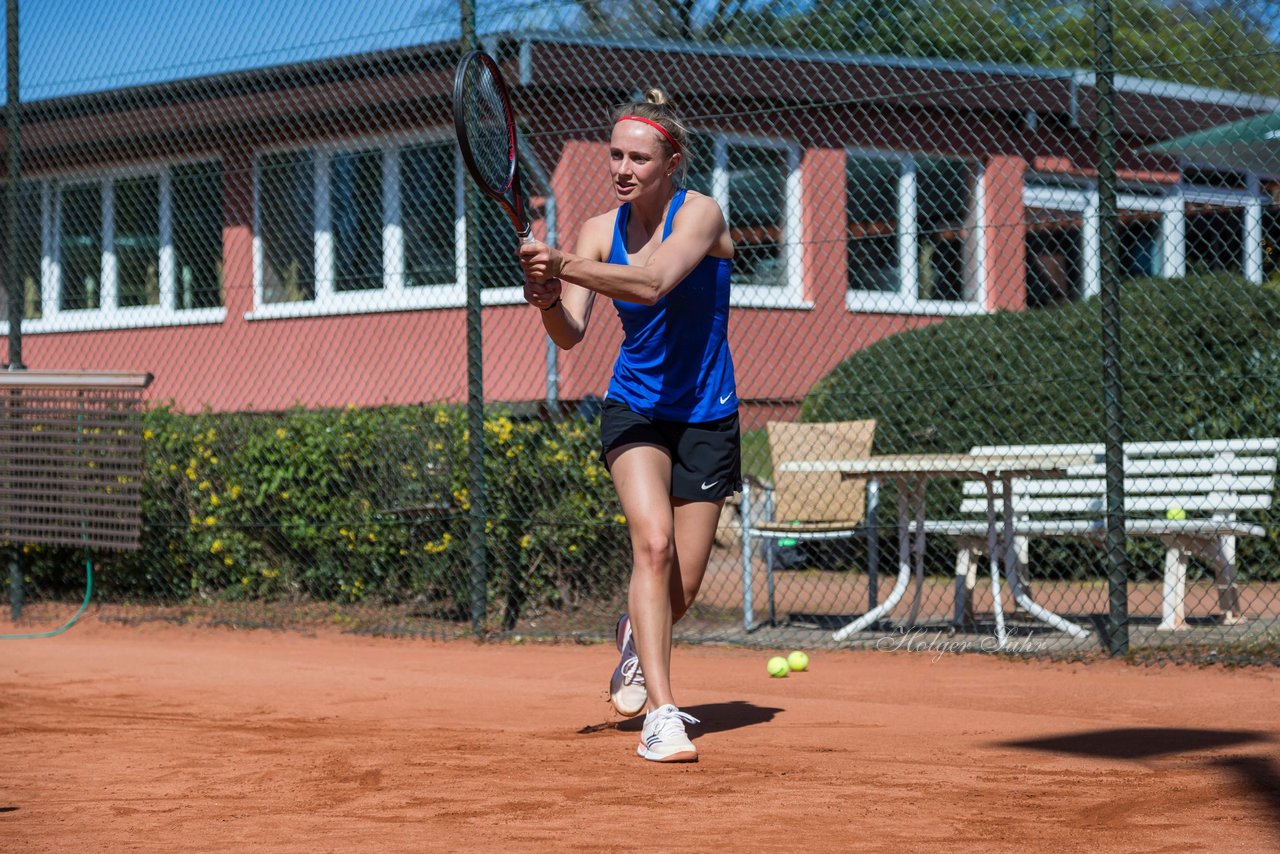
[719,392,734,404]
[701,481,718,490]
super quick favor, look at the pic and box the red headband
[616,115,681,154]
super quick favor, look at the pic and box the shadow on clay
[578,699,783,737]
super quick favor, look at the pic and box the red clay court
[3,619,1279,852]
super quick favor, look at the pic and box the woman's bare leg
[669,498,725,622]
[607,444,679,711]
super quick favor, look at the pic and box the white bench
[927,439,1278,631]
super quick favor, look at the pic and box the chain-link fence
[2,0,1279,663]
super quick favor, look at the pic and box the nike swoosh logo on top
[719,392,734,404]
[701,481,719,490]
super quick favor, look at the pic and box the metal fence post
[5,0,22,371]
[8,550,20,620]
[1093,0,1129,656]
[460,0,488,638]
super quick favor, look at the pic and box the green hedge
[18,405,631,625]
[801,274,1280,581]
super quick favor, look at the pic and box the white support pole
[1243,196,1264,285]
[1160,193,1186,279]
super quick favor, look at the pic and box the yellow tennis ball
[1166,506,1186,520]
[787,650,809,672]
[767,656,790,678]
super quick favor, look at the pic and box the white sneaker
[636,704,700,763]
[609,614,647,717]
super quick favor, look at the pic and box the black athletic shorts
[598,397,742,502]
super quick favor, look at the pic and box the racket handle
[517,226,535,245]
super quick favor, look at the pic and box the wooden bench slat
[970,439,1280,456]
[962,475,1274,496]
[1064,459,1277,476]
[959,494,1272,514]
[917,519,1266,538]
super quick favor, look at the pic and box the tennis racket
[452,49,532,245]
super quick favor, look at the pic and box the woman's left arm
[518,195,727,306]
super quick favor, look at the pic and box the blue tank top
[606,188,737,422]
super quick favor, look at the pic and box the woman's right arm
[531,214,610,350]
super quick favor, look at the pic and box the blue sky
[2,0,576,102]
[5,1,1277,102]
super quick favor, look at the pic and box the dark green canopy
[1147,111,1280,175]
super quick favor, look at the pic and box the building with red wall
[2,35,1276,427]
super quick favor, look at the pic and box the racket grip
[518,226,535,245]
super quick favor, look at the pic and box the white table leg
[999,472,1092,639]
[905,479,927,628]
[834,479,914,641]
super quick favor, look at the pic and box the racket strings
[461,64,514,194]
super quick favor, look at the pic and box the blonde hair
[611,88,690,185]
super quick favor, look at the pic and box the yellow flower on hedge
[204,515,216,527]
[198,480,211,492]
[229,485,242,499]
[519,534,532,550]
[423,532,453,554]
[275,428,287,440]
[486,416,514,444]
[614,514,627,525]
[210,540,224,554]
[143,429,154,441]
[434,409,450,425]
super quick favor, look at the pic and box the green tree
[1041,0,1280,93]
[546,0,1280,95]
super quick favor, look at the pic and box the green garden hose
[1,551,93,640]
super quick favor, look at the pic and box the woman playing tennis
[518,90,739,764]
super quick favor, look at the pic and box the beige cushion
[767,419,876,525]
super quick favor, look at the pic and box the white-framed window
[0,159,225,335]
[251,133,489,319]
[1023,171,1267,308]
[1180,167,1265,283]
[686,132,803,308]
[845,151,985,316]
